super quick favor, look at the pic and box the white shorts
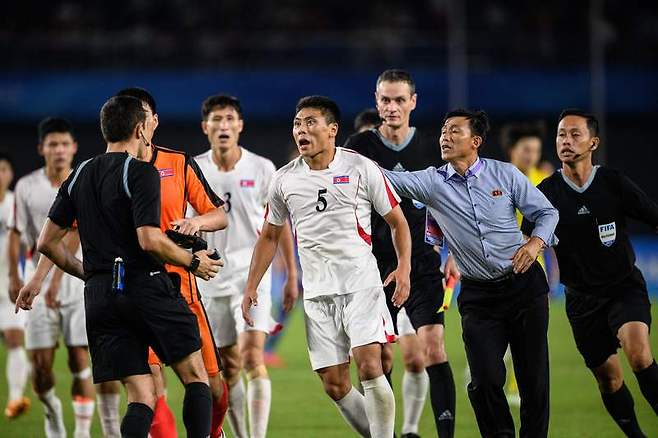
[203,290,274,348]
[397,307,416,337]
[304,287,395,371]
[0,294,26,331]
[25,297,87,350]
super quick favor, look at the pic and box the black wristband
[186,254,200,272]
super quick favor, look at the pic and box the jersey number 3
[224,192,232,213]
[315,189,328,212]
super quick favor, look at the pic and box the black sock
[120,402,154,438]
[183,382,212,438]
[601,383,646,438]
[426,361,456,438]
[634,360,658,415]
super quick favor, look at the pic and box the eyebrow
[379,94,407,100]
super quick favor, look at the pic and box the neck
[378,124,411,145]
[562,159,594,187]
[450,154,479,176]
[44,165,71,186]
[211,145,241,171]
[0,188,6,202]
[107,140,140,158]
[304,146,336,170]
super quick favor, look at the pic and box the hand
[282,274,299,313]
[44,279,61,309]
[8,274,23,303]
[15,277,43,312]
[443,254,461,283]
[191,250,223,281]
[384,264,410,308]
[171,217,200,236]
[241,288,259,327]
[511,236,545,274]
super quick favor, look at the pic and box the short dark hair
[558,108,599,136]
[100,96,147,143]
[295,96,340,125]
[444,109,490,144]
[354,108,382,131]
[500,121,546,157]
[201,95,243,120]
[376,69,416,94]
[0,152,14,169]
[38,117,75,143]
[116,87,157,114]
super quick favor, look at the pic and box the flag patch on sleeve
[333,175,350,184]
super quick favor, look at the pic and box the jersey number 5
[315,189,328,212]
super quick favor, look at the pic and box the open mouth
[218,134,230,140]
[440,144,452,151]
[298,139,310,146]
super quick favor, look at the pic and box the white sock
[228,379,248,438]
[247,377,272,438]
[96,393,121,438]
[334,386,371,437]
[72,397,95,438]
[362,375,395,438]
[402,370,429,435]
[41,387,66,438]
[7,347,29,401]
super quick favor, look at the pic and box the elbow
[36,240,53,259]
[138,232,158,254]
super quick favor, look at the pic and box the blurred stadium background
[1,1,658,436]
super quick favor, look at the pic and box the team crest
[333,175,350,185]
[598,222,616,247]
[158,168,174,178]
[240,179,255,188]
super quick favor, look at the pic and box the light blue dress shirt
[384,158,559,281]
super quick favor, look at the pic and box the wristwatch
[186,254,200,272]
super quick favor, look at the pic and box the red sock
[150,396,178,438]
[211,379,229,438]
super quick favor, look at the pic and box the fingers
[383,271,395,287]
[390,277,410,308]
[241,294,257,327]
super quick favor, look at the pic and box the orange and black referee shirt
[150,145,224,304]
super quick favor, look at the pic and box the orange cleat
[4,396,31,419]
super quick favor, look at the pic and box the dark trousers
[458,263,550,438]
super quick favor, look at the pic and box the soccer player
[383,109,559,438]
[17,94,222,438]
[0,153,31,419]
[242,96,411,437]
[192,94,299,438]
[522,109,658,437]
[117,87,230,438]
[8,118,95,438]
[345,69,458,438]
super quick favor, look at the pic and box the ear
[201,120,208,135]
[153,114,159,131]
[72,141,78,155]
[238,118,244,135]
[37,143,44,157]
[410,93,417,111]
[329,122,339,138]
[590,136,600,151]
[472,135,483,150]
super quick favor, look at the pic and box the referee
[16,95,222,438]
[523,109,658,437]
[383,109,559,438]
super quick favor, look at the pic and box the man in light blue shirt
[384,109,558,438]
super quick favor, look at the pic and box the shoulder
[154,144,189,167]
[194,149,213,165]
[242,147,276,172]
[344,130,380,150]
[272,157,299,183]
[129,157,157,176]
[15,168,44,192]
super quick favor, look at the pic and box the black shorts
[84,271,201,383]
[565,268,652,369]
[380,255,445,335]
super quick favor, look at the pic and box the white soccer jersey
[14,168,82,304]
[194,147,276,297]
[266,147,400,299]
[0,191,14,297]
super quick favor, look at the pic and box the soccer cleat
[44,405,66,438]
[4,396,31,419]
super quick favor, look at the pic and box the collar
[559,165,600,193]
[443,157,483,181]
[301,147,342,172]
[373,127,416,152]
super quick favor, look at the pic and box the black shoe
[401,434,420,438]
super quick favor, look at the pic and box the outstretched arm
[381,205,411,307]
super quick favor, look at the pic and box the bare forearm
[39,241,85,280]
[147,235,194,268]
[278,221,298,279]
[8,231,22,277]
[195,208,228,232]
[245,236,279,292]
[390,222,411,269]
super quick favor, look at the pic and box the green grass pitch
[1,300,656,437]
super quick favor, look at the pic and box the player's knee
[402,351,425,373]
[174,351,209,385]
[241,347,264,372]
[381,344,394,373]
[321,378,351,401]
[426,343,448,365]
[596,373,623,393]
[357,358,383,381]
[67,347,89,374]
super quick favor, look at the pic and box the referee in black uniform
[523,109,658,438]
[16,95,223,438]
[345,69,458,437]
